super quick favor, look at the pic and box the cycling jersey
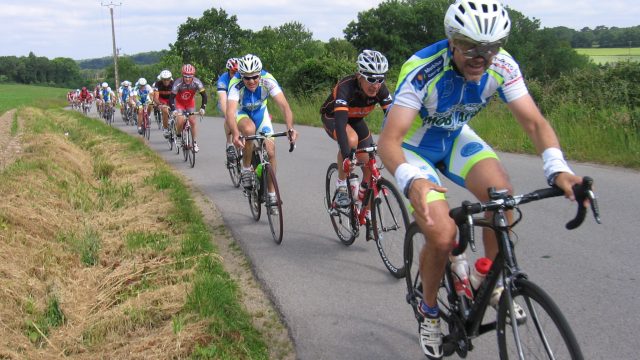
[389,39,528,192]
[171,77,206,111]
[321,74,392,158]
[119,86,131,102]
[100,88,115,102]
[227,70,281,134]
[153,80,173,105]
[216,72,233,93]
[133,84,154,105]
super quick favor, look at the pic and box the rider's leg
[237,117,256,168]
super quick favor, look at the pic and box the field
[0,84,68,115]
[575,47,640,64]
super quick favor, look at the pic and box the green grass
[0,84,68,115]
[575,48,640,64]
[24,295,66,345]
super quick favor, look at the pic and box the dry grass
[0,108,213,358]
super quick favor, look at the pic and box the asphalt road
[96,109,639,360]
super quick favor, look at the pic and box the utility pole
[102,1,122,88]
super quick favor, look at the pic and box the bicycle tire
[145,114,151,140]
[182,128,189,162]
[248,170,261,221]
[372,178,410,278]
[497,278,583,360]
[188,128,196,168]
[227,147,242,188]
[325,163,357,246]
[264,164,284,244]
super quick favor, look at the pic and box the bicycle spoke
[325,163,357,245]
[372,178,410,278]
[265,164,283,244]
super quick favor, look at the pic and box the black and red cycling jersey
[153,80,173,100]
[320,74,392,158]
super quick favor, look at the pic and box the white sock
[336,179,347,187]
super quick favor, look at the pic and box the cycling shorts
[402,125,499,203]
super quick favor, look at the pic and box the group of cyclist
[68,1,589,357]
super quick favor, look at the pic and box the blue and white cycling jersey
[392,39,528,148]
[216,72,232,93]
[227,70,282,134]
[119,86,131,102]
[133,84,154,105]
[389,39,529,191]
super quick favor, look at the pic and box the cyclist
[94,83,102,114]
[78,86,92,108]
[169,64,208,153]
[98,82,116,117]
[118,80,132,119]
[153,70,174,138]
[377,1,586,358]
[226,54,299,206]
[217,57,239,162]
[321,50,392,214]
[132,78,154,135]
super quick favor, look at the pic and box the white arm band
[394,163,427,197]
[542,147,574,180]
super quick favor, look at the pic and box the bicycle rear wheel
[263,164,283,244]
[325,163,357,246]
[497,278,583,360]
[371,178,410,278]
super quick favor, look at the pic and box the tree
[172,8,247,77]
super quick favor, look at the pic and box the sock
[419,300,439,317]
[336,178,347,187]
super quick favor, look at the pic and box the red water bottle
[470,257,492,291]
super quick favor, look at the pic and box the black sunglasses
[243,75,260,81]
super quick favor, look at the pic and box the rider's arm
[378,105,446,225]
[217,90,228,116]
[169,93,176,112]
[199,89,208,110]
[507,94,581,199]
[271,92,297,141]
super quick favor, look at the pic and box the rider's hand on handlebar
[342,158,355,174]
[407,178,448,227]
[287,128,298,143]
[554,173,587,204]
[232,132,245,149]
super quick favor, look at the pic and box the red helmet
[226,58,239,72]
[82,87,87,90]
[181,64,196,76]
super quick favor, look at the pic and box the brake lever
[587,189,602,224]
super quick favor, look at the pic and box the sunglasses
[183,75,194,79]
[454,40,503,60]
[360,73,385,84]
[242,75,260,81]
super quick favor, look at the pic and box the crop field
[575,47,640,64]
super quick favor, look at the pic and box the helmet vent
[455,15,464,26]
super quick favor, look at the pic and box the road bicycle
[122,102,134,125]
[165,110,177,151]
[178,112,199,168]
[404,177,601,359]
[241,131,295,245]
[325,145,410,278]
[102,102,115,126]
[138,104,153,140]
[226,144,243,188]
[81,100,91,115]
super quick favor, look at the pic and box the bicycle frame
[347,146,385,226]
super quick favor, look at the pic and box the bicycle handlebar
[449,176,601,255]
[241,130,296,152]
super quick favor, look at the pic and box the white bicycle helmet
[238,54,262,75]
[444,0,511,43]
[138,78,147,86]
[160,69,172,80]
[101,82,108,88]
[357,50,388,75]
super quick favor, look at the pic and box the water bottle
[348,175,360,202]
[450,253,473,300]
[357,182,368,205]
[256,163,263,180]
[469,257,493,291]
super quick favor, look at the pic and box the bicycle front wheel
[372,178,410,278]
[182,129,190,162]
[497,278,583,360]
[325,163,357,246]
[227,147,242,188]
[248,170,261,221]
[145,115,151,140]
[264,164,283,244]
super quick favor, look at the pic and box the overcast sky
[1,0,638,60]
